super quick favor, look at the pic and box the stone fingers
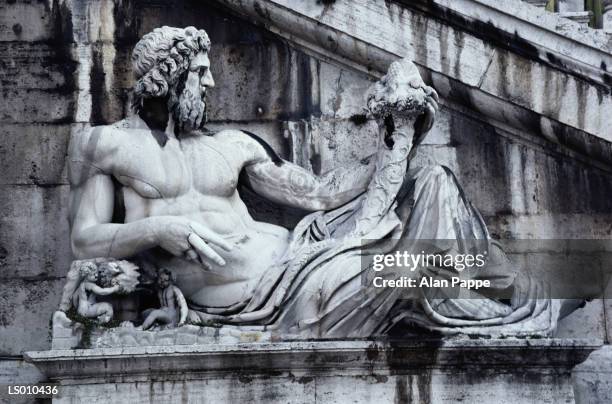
[425,85,440,104]
[421,103,437,133]
[189,222,233,251]
[185,250,199,262]
[187,233,226,267]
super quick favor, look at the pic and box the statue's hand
[414,82,439,136]
[150,217,232,268]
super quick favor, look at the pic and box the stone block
[318,63,375,119]
[0,279,65,354]
[0,42,76,91]
[0,185,72,279]
[479,49,612,142]
[206,43,319,122]
[0,124,70,185]
[556,300,607,340]
[136,0,266,46]
[441,108,612,219]
[0,359,46,404]
[486,213,612,240]
[573,345,612,404]
[294,118,380,175]
[0,1,59,42]
[0,89,75,123]
[0,358,45,384]
[55,374,316,404]
[87,42,131,124]
[316,371,576,403]
[558,0,586,12]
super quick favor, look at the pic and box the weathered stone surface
[479,48,612,142]
[485,213,612,239]
[0,359,44,385]
[605,280,612,342]
[284,118,380,175]
[0,124,70,185]
[556,300,607,340]
[0,0,59,42]
[207,43,320,122]
[0,359,46,404]
[0,42,76,91]
[573,345,612,404]
[0,279,65,354]
[26,339,601,403]
[318,63,375,119]
[0,185,71,279]
[0,89,75,123]
[213,0,612,158]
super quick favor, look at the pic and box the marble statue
[59,259,139,323]
[141,268,188,330]
[65,25,583,340]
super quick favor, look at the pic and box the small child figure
[141,269,188,330]
[76,261,120,323]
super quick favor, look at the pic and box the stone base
[25,339,602,403]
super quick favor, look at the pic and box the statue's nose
[202,70,215,88]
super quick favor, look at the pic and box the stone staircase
[524,0,612,32]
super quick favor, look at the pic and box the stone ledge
[25,338,603,382]
[212,0,612,164]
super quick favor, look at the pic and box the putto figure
[68,26,582,338]
[141,269,188,330]
[59,259,139,323]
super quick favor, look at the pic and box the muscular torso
[85,119,290,307]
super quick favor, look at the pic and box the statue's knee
[413,165,450,184]
[102,302,113,316]
[426,164,449,178]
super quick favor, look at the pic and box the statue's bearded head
[131,26,215,133]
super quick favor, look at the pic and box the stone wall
[1,0,611,385]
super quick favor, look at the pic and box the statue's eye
[199,67,208,78]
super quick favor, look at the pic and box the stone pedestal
[25,339,602,403]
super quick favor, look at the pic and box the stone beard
[168,70,207,132]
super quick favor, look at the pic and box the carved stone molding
[25,339,603,403]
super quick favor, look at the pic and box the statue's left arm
[244,153,377,211]
[226,130,377,211]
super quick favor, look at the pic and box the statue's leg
[93,302,114,323]
[142,309,172,330]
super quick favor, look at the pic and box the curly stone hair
[78,261,98,279]
[131,26,211,110]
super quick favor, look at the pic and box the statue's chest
[115,137,241,199]
[184,141,241,195]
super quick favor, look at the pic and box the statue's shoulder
[212,129,283,165]
[211,128,250,143]
[67,119,135,185]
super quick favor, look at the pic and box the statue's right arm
[69,171,161,259]
[84,282,121,296]
[69,127,231,262]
